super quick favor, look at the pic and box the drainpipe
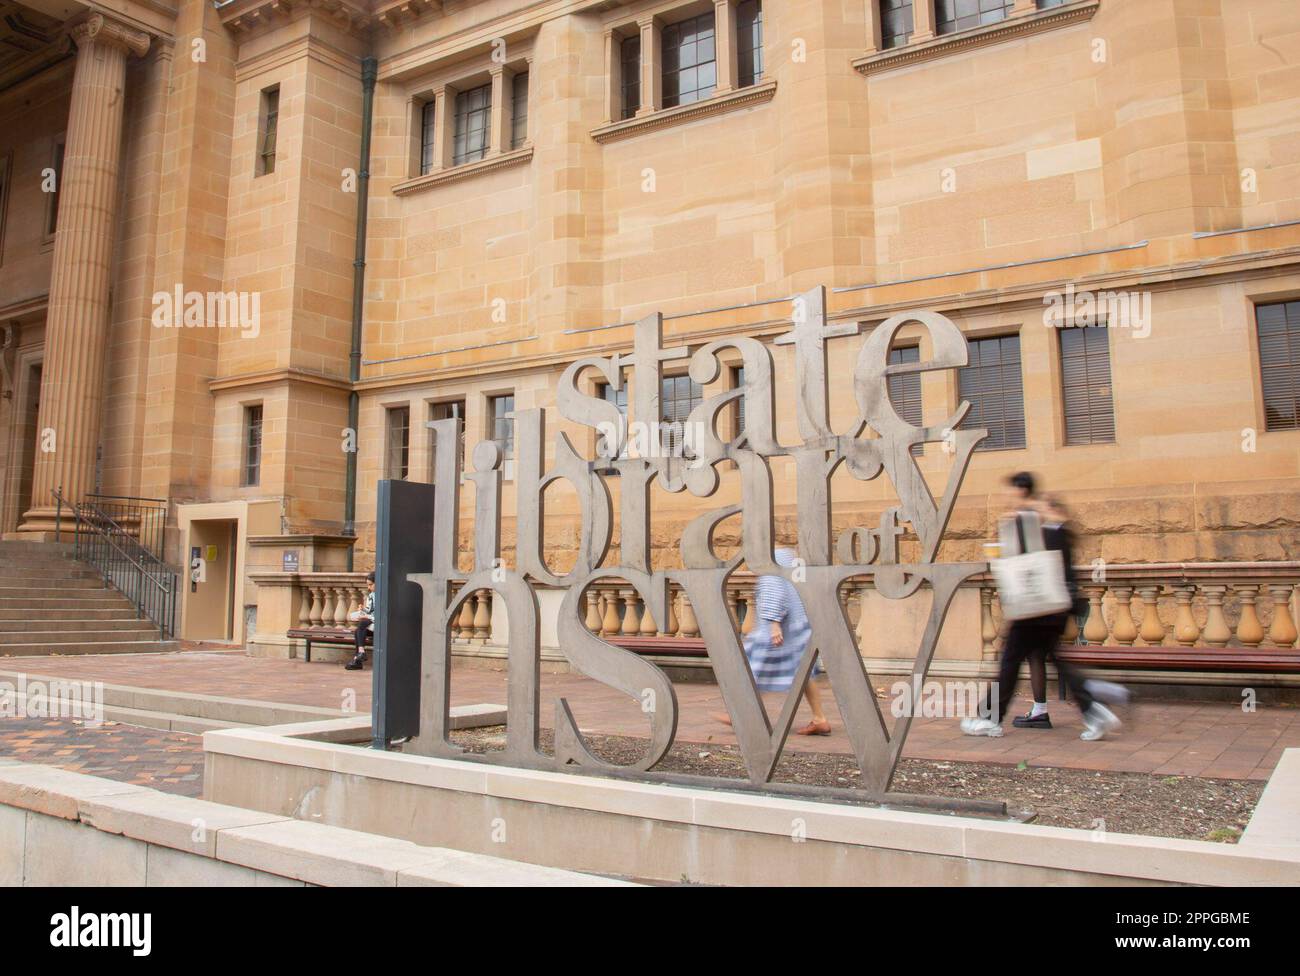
[344,56,377,572]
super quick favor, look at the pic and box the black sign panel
[373,479,434,747]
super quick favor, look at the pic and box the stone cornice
[352,244,1300,393]
[71,12,151,58]
[208,366,351,395]
[221,0,377,39]
[853,0,1100,77]
[590,80,777,144]
[391,145,533,196]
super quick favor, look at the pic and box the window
[880,0,914,49]
[257,87,279,176]
[730,366,746,439]
[44,141,64,238]
[1059,328,1115,445]
[242,405,263,487]
[428,400,466,478]
[936,0,1014,35]
[488,394,515,460]
[385,406,410,480]
[737,1,763,87]
[887,346,923,456]
[1257,301,1300,432]
[452,84,491,165]
[595,381,628,474]
[958,335,1025,450]
[419,100,437,174]
[620,35,641,119]
[661,375,703,458]
[510,72,529,149]
[1037,0,1070,8]
[662,12,716,109]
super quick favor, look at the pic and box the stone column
[19,13,149,536]
[713,0,738,94]
[602,28,619,123]
[488,65,509,156]
[912,0,937,42]
[864,0,884,52]
[636,15,661,116]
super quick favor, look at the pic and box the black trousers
[984,613,1093,723]
[353,619,371,655]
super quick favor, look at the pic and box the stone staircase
[0,540,178,656]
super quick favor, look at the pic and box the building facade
[0,0,1297,656]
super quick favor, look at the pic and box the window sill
[590,80,777,145]
[853,0,1100,77]
[392,145,533,197]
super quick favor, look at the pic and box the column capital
[71,12,151,58]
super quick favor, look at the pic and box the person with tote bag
[961,472,1122,741]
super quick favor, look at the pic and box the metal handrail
[85,492,168,562]
[52,488,177,640]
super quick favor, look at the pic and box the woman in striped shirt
[717,548,832,736]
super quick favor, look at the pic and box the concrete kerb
[0,667,508,734]
[0,667,348,729]
[202,719,1300,886]
[0,761,632,887]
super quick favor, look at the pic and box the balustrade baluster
[1266,584,1298,648]
[620,588,640,636]
[1082,585,1109,644]
[1137,586,1166,645]
[1173,585,1200,646]
[980,585,998,658]
[1201,585,1232,647]
[472,592,491,641]
[1234,584,1264,648]
[678,593,699,638]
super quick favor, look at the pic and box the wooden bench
[287,627,372,663]
[1056,644,1300,672]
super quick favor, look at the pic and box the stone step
[0,617,155,633]
[0,541,76,556]
[0,607,139,621]
[0,628,160,645]
[0,575,108,589]
[0,564,101,579]
[0,639,179,656]
[0,597,134,610]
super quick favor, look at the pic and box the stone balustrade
[263,562,1299,662]
[978,562,1300,656]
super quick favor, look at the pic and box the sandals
[795,720,832,736]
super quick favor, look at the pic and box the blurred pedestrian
[714,548,831,735]
[963,473,1121,741]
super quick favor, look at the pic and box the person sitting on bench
[344,572,375,671]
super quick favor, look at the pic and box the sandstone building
[0,0,1296,667]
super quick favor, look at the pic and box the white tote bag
[990,511,1073,621]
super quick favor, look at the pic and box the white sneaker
[1083,678,1132,706]
[961,717,1004,738]
[1080,703,1122,741]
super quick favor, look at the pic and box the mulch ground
[449,726,1262,843]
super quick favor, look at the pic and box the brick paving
[3,650,1297,781]
[0,717,203,797]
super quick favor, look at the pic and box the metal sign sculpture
[379,285,988,798]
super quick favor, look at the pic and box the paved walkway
[2,650,1296,780]
[0,717,203,797]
